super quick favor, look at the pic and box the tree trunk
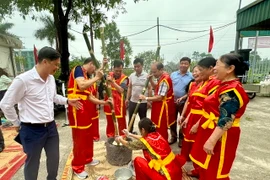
[53,0,71,82]
[58,18,70,82]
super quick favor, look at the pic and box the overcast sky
[7,0,270,64]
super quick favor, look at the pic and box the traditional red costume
[104,72,128,137]
[90,82,100,141]
[134,132,185,180]
[189,79,249,180]
[181,77,220,176]
[151,73,175,141]
[67,66,95,173]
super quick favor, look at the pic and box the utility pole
[157,17,160,61]
[88,0,94,52]
[234,0,242,53]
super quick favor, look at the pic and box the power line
[162,23,235,47]
[160,21,235,33]
[122,25,157,37]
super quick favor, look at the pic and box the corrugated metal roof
[237,0,270,31]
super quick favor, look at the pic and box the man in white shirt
[0,46,81,180]
[125,58,152,133]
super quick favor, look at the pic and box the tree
[98,21,132,68]
[250,51,262,61]
[34,15,75,50]
[192,51,200,61]
[191,51,213,61]
[0,0,146,81]
[135,50,164,72]
[0,21,16,37]
[199,52,213,59]
[164,61,178,74]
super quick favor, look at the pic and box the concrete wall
[243,84,270,97]
[258,84,270,97]
[0,46,17,77]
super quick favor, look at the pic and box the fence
[247,59,270,83]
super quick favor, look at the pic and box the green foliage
[0,0,147,81]
[192,51,213,61]
[123,68,134,76]
[164,61,178,74]
[96,21,132,67]
[15,55,26,65]
[34,15,75,48]
[250,51,262,61]
[54,56,85,79]
[135,50,164,73]
[0,22,16,37]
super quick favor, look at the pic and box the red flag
[33,45,38,64]
[120,40,125,61]
[208,26,214,53]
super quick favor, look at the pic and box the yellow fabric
[192,92,207,98]
[140,137,174,180]
[190,109,204,115]
[201,111,240,129]
[148,151,175,173]
[67,94,88,100]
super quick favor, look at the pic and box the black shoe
[0,146,4,153]
[178,139,183,147]
[169,138,177,145]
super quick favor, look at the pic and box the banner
[33,45,38,64]
[120,40,125,61]
[248,37,270,49]
[208,26,214,53]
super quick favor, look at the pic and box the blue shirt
[170,71,193,100]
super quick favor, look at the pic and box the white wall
[0,46,17,77]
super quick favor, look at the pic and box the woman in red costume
[180,57,220,177]
[189,53,249,180]
[116,118,185,180]
[178,66,202,160]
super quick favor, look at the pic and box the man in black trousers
[125,58,152,133]
[0,47,81,180]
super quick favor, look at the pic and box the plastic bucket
[114,167,133,180]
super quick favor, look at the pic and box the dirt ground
[11,96,270,180]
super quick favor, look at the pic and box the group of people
[0,46,250,180]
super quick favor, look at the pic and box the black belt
[21,121,54,127]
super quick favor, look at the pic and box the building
[14,49,36,73]
[0,34,22,77]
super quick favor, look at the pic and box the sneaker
[87,159,100,166]
[74,171,88,179]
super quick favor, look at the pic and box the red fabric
[33,45,38,64]
[92,117,99,140]
[151,73,175,131]
[67,66,92,128]
[90,83,100,140]
[134,157,166,180]
[190,79,249,179]
[71,127,93,173]
[120,40,125,60]
[180,140,192,161]
[208,26,214,53]
[135,132,183,180]
[104,72,128,117]
[105,115,126,137]
[183,78,220,141]
[184,82,198,118]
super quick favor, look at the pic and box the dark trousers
[170,103,184,140]
[0,128,4,149]
[128,101,147,132]
[20,121,59,180]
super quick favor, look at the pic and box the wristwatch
[145,97,148,101]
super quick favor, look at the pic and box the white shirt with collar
[0,67,67,126]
